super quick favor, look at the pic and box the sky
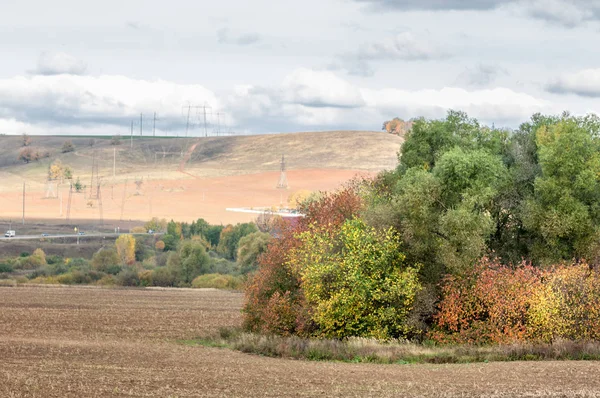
[2,0,600,136]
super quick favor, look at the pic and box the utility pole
[203,105,208,137]
[130,120,133,149]
[113,147,116,179]
[185,105,191,137]
[140,113,143,136]
[216,112,222,136]
[22,181,25,225]
[153,112,157,137]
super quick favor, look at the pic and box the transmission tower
[97,181,104,226]
[66,183,73,224]
[276,155,289,208]
[120,179,128,222]
[45,179,57,198]
[276,155,288,189]
[89,151,100,199]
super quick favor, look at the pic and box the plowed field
[1,286,599,397]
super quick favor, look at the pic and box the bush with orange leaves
[242,186,363,337]
[432,259,600,344]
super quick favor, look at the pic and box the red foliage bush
[242,186,363,336]
[431,257,543,344]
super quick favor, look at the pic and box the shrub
[528,263,600,342]
[57,273,75,284]
[131,226,146,233]
[96,275,116,286]
[432,257,543,344]
[152,267,176,287]
[0,263,13,273]
[92,248,120,273]
[139,270,154,287]
[116,269,140,287]
[155,241,166,251]
[61,140,75,153]
[110,135,122,145]
[192,273,243,290]
[46,255,63,265]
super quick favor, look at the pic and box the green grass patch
[180,327,600,365]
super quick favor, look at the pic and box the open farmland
[0,131,401,225]
[1,286,600,397]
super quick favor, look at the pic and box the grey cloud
[456,64,508,87]
[353,0,600,27]
[217,28,261,46]
[332,32,445,77]
[522,0,600,28]
[328,57,375,77]
[31,52,87,76]
[352,0,510,11]
[546,69,600,97]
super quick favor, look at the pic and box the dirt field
[0,169,373,226]
[0,131,401,226]
[1,286,599,397]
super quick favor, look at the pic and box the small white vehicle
[4,230,15,238]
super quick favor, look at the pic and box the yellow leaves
[115,234,136,265]
[289,217,421,340]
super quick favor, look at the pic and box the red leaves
[432,257,542,344]
[242,187,362,336]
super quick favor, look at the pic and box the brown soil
[1,286,599,397]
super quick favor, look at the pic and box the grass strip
[180,327,600,365]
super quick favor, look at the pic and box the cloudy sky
[2,0,600,136]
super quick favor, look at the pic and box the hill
[0,131,402,224]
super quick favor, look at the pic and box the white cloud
[362,86,550,124]
[280,68,365,108]
[32,52,87,76]
[547,69,600,97]
[0,68,558,135]
[0,74,219,134]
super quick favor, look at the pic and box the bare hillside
[0,131,402,186]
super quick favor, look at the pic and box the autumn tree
[61,140,75,153]
[110,135,122,145]
[48,159,64,181]
[287,189,313,209]
[115,234,136,265]
[22,133,31,147]
[18,147,34,163]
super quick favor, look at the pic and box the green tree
[523,115,600,264]
[217,223,259,260]
[91,248,121,274]
[236,231,271,274]
[178,240,211,283]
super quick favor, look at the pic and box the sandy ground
[0,169,372,226]
[1,286,600,398]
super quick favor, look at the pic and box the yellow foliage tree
[48,159,63,181]
[288,189,313,209]
[115,234,136,265]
